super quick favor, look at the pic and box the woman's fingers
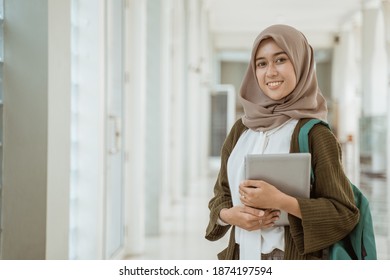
[238,207,281,231]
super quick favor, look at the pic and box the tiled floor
[127,173,390,260]
[126,174,227,260]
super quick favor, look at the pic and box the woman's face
[255,38,297,100]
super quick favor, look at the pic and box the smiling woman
[239,24,327,132]
[254,39,297,101]
[205,24,360,260]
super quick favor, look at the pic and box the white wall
[362,6,387,117]
[1,0,72,260]
[2,0,49,259]
[46,0,71,259]
[381,0,390,246]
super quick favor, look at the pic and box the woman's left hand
[239,179,283,209]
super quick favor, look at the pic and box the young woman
[205,24,359,260]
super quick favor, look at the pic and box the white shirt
[227,119,298,260]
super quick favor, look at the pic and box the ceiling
[203,0,369,51]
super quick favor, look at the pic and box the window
[208,85,236,170]
[70,0,125,259]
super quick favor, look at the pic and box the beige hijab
[239,24,327,131]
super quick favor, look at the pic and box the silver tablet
[245,153,311,226]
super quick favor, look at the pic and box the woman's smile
[267,81,284,89]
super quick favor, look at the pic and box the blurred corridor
[0,0,389,260]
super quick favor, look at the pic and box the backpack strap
[298,119,330,182]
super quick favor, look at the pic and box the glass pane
[105,0,124,259]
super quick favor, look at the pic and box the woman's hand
[239,180,283,209]
[219,206,280,231]
[239,180,302,219]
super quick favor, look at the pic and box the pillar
[123,0,147,257]
[46,0,71,259]
[185,0,202,193]
[361,3,387,174]
[331,25,361,183]
[2,0,71,259]
[144,0,162,236]
[381,0,390,250]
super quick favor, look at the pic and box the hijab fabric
[239,24,328,131]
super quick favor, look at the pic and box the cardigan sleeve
[205,119,247,241]
[288,121,360,254]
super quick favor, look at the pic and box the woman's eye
[275,57,287,64]
[257,61,267,68]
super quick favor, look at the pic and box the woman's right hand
[219,206,280,231]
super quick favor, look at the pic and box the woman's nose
[266,64,277,77]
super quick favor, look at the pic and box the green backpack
[298,119,377,260]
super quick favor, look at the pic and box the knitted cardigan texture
[205,118,359,260]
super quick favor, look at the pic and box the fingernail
[259,210,265,216]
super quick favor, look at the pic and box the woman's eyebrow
[255,51,287,61]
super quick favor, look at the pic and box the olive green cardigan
[205,118,359,260]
